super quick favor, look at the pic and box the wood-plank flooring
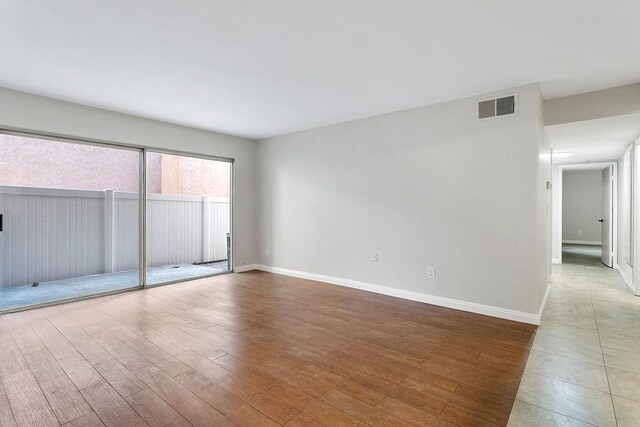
[0,271,536,426]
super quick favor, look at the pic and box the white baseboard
[562,240,601,245]
[613,264,636,294]
[537,283,551,321]
[552,258,562,264]
[234,263,260,273]
[241,264,542,325]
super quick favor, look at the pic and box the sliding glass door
[0,132,234,311]
[145,152,232,286]
[0,133,142,310]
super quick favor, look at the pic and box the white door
[601,166,613,267]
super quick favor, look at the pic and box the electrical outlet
[427,267,435,279]
[372,252,379,262]
[266,247,270,256]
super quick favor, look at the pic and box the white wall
[257,83,548,318]
[0,87,258,267]
[0,85,554,320]
[551,165,562,262]
[617,146,633,284]
[544,83,640,126]
[562,170,603,244]
[536,101,552,303]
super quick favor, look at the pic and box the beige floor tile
[598,327,640,353]
[516,372,616,427]
[507,400,592,426]
[594,299,640,316]
[597,316,640,333]
[537,320,600,346]
[603,346,640,374]
[548,287,591,299]
[544,294,593,310]
[540,313,597,331]
[607,367,640,402]
[553,270,587,278]
[587,270,625,279]
[589,280,629,293]
[541,305,597,330]
[586,266,621,276]
[589,287,638,304]
[525,350,608,392]
[511,251,640,426]
[553,275,588,283]
[532,334,603,365]
[551,280,590,292]
[613,395,640,426]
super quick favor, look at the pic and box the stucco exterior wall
[0,134,230,197]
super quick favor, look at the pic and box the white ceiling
[1,1,639,139]
[547,114,640,165]
[561,163,611,171]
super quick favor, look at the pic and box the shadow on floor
[562,244,603,267]
[0,261,229,311]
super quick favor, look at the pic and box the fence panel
[0,186,105,287]
[146,194,203,267]
[0,186,230,288]
[113,192,139,272]
[209,199,231,261]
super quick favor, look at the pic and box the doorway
[556,163,617,267]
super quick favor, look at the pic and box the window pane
[146,152,231,286]
[0,134,141,310]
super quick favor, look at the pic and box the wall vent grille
[478,95,517,119]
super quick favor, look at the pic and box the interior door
[601,166,613,267]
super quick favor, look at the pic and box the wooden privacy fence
[0,185,230,288]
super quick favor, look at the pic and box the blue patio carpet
[0,261,229,311]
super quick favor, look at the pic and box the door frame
[555,161,618,267]
[141,148,235,289]
[601,165,615,267]
[0,126,236,311]
[632,139,640,295]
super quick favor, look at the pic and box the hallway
[561,244,603,266]
[508,249,640,425]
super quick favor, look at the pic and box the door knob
[598,219,604,223]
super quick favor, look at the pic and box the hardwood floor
[0,271,536,426]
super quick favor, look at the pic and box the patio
[0,261,229,311]
[1,184,232,311]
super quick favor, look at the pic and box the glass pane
[146,153,231,286]
[0,134,141,310]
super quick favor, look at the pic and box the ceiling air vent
[478,94,517,120]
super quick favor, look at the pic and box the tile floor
[508,245,640,426]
